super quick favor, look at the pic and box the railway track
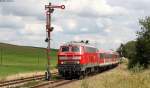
[0,72,57,88]
[0,67,116,88]
[30,79,76,88]
[30,71,107,88]
[29,71,108,88]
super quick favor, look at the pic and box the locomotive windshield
[72,46,80,52]
[61,46,69,52]
[61,46,80,52]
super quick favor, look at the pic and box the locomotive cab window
[72,46,80,52]
[61,46,69,52]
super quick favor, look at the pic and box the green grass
[0,43,58,78]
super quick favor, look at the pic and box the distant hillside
[0,42,58,77]
[0,43,58,51]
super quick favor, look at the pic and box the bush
[129,63,144,73]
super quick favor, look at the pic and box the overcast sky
[0,0,150,50]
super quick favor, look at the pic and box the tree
[134,17,150,68]
[117,41,136,59]
[117,43,124,57]
[117,17,150,69]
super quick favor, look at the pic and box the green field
[0,43,58,78]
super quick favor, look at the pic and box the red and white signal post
[45,3,65,81]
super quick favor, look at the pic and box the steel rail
[30,79,76,88]
[0,72,57,87]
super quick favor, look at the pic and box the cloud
[0,28,18,41]
[20,22,45,36]
[80,28,88,32]
[0,0,48,21]
[0,0,150,50]
[62,0,128,18]
[107,0,150,17]
[67,19,77,30]
[52,24,63,32]
[0,15,24,29]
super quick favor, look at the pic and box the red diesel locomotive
[57,41,119,79]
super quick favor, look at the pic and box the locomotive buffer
[45,3,65,81]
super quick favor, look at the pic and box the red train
[57,41,119,79]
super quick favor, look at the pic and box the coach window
[106,54,109,58]
[61,46,69,52]
[110,54,112,58]
[100,53,105,59]
[72,46,80,52]
[108,54,110,58]
[105,54,107,58]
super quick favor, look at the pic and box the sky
[0,0,150,50]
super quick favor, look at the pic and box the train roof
[98,50,113,54]
[98,49,106,53]
[61,42,96,48]
[113,52,119,55]
[98,49,119,55]
[105,50,114,54]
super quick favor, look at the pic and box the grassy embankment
[0,43,58,78]
[80,61,150,88]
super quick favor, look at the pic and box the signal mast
[45,3,65,81]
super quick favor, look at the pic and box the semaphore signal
[45,3,65,81]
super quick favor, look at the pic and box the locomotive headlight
[77,61,80,64]
[60,61,64,64]
[73,56,81,60]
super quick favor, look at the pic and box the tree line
[117,16,150,69]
